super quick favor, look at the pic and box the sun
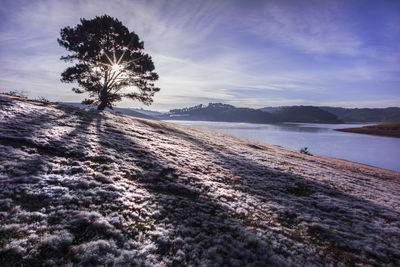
[111,64,123,72]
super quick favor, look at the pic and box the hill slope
[1,95,400,266]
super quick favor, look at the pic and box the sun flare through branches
[58,15,160,110]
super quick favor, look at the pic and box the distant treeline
[165,103,277,123]
[62,101,400,124]
[261,106,400,123]
[318,107,400,123]
[162,103,341,123]
[162,103,400,124]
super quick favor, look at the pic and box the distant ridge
[163,103,342,124]
[261,106,400,123]
[319,106,400,123]
[161,103,277,123]
[270,106,343,123]
[61,102,400,124]
[61,102,161,119]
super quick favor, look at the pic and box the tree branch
[116,37,134,65]
[107,71,125,90]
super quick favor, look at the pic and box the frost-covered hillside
[1,94,400,266]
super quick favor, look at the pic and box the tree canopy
[58,15,160,110]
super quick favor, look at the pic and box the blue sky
[0,0,399,111]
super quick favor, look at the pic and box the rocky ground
[1,94,399,266]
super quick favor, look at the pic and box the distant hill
[112,108,155,119]
[272,106,343,123]
[162,103,277,123]
[259,106,286,113]
[130,108,163,118]
[61,102,400,124]
[260,106,400,123]
[319,107,400,123]
[61,102,158,119]
[164,103,342,124]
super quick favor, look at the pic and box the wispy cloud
[242,0,364,55]
[0,0,399,110]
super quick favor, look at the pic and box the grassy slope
[1,95,400,266]
[336,123,400,138]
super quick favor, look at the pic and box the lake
[168,120,400,172]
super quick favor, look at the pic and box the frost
[0,95,400,266]
[70,239,119,266]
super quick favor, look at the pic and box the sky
[0,0,399,111]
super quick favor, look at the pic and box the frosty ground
[1,94,399,266]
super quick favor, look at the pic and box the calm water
[168,120,400,172]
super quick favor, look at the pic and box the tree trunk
[97,101,107,110]
[97,87,108,110]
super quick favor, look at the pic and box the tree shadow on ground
[0,105,126,266]
[137,120,400,265]
[94,115,282,266]
[1,97,399,265]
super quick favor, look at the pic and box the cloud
[0,0,399,110]
[240,0,362,55]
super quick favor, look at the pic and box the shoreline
[168,119,400,172]
[336,123,400,138]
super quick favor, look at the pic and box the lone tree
[58,15,160,110]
